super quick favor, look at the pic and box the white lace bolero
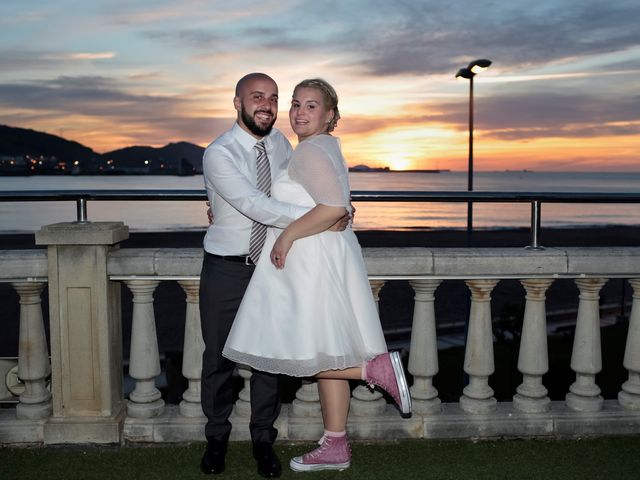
[288,135,351,210]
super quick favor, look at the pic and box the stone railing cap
[36,222,129,246]
[0,250,48,279]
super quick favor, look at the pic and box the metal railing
[2,190,640,249]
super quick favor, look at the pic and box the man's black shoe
[200,440,227,475]
[253,442,282,478]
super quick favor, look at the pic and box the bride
[223,78,411,472]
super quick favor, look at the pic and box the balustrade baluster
[12,282,52,420]
[351,279,387,416]
[177,280,205,417]
[234,365,252,417]
[408,279,442,413]
[460,279,499,414]
[125,279,165,418]
[513,279,554,413]
[619,278,640,410]
[566,278,607,412]
[291,380,321,417]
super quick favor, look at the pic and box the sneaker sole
[390,351,412,415]
[289,458,351,472]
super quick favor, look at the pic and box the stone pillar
[12,281,52,420]
[35,222,128,444]
[408,279,442,414]
[619,278,640,410]
[124,279,165,418]
[513,279,554,413]
[460,279,499,414]
[351,280,387,416]
[177,280,205,417]
[234,365,252,417]
[566,278,607,412]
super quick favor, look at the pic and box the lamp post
[456,58,491,244]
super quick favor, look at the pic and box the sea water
[0,171,639,233]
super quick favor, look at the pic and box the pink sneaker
[365,351,412,415]
[289,434,352,472]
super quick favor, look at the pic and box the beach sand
[1,225,636,403]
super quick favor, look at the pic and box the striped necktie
[249,141,271,263]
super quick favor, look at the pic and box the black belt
[207,252,255,265]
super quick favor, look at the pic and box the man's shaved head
[235,73,276,97]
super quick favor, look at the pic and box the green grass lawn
[2,437,639,480]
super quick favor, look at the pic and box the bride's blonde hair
[293,78,341,132]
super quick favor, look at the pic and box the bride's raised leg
[313,351,412,415]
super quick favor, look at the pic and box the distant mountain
[104,142,204,172]
[0,124,204,175]
[0,124,99,162]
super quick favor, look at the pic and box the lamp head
[455,67,474,80]
[469,59,492,74]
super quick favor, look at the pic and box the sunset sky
[0,0,638,171]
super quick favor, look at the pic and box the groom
[199,72,347,477]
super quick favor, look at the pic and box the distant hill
[0,124,204,175]
[104,142,204,172]
[0,124,99,162]
[349,164,390,172]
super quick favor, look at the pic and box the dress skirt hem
[222,348,378,378]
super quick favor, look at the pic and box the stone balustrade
[1,222,640,445]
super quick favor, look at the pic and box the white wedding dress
[223,134,387,377]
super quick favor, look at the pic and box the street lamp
[456,58,491,244]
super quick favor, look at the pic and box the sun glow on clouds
[341,125,460,171]
[42,52,116,61]
[70,52,116,60]
[456,132,640,172]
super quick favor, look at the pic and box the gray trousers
[199,252,280,444]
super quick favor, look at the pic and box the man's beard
[241,103,275,137]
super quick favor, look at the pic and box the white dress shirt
[202,122,308,256]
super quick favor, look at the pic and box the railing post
[460,279,499,414]
[75,198,88,224]
[525,201,544,250]
[11,281,52,420]
[124,279,165,418]
[619,278,640,410]
[408,279,442,413]
[35,221,128,444]
[177,280,205,417]
[566,278,607,412]
[513,278,554,413]
[351,279,387,416]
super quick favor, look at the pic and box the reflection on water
[1,171,639,233]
